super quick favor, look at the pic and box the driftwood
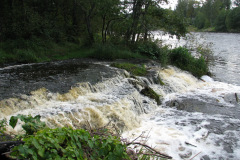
[126,142,172,159]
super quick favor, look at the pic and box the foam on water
[1,63,240,159]
[123,67,240,160]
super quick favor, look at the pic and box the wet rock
[179,151,192,159]
[178,146,185,151]
[201,155,211,160]
[224,93,240,105]
[123,70,130,78]
[140,86,161,105]
[223,143,233,153]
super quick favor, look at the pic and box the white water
[1,63,240,159]
[123,67,240,159]
[1,31,240,159]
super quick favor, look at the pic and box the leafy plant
[170,47,208,77]
[10,115,46,135]
[11,127,130,160]
[0,119,7,134]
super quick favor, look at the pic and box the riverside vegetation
[0,115,172,160]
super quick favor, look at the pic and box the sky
[161,0,237,9]
[161,0,178,9]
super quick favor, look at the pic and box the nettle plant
[8,114,130,160]
[11,127,129,160]
[10,114,46,135]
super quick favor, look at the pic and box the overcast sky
[161,0,178,9]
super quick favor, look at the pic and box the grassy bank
[0,40,147,66]
[0,39,209,77]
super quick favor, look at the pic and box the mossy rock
[140,86,161,105]
[158,76,165,86]
[111,63,147,76]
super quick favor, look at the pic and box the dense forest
[0,0,190,65]
[175,0,240,32]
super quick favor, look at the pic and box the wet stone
[179,151,192,159]
[201,155,211,160]
[223,143,233,153]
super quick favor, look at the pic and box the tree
[226,7,240,31]
[215,9,228,31]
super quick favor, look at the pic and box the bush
[134,41,169,66]
[11,127,130,160]
[10,115,46,135]
[169,47,208,77]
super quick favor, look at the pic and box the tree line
[175,0,240,32]
[0,0,187,45]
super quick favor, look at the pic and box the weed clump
[111,63,147,76]
[11,127,129,160]
[133,41,169,67]
[169,47,208,77]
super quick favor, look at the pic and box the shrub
[0,119,7,135]
[169,47,208,77]
[10,115,46,135]
[11,127,130,160]
[134,41,169,66]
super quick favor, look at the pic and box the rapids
[1,59,240,159]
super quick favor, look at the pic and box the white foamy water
[1,62,240,159]
[123,67,240,160]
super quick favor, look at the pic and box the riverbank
[0,39,210,80]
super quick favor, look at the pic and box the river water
[0,33,240,160]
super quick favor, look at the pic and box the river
[0,32,240,160]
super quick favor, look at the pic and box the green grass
[0,39,210,79]
[0,40,147,66]
[90,44,146,60]
[0,40,96,65]
[111,63,147,76]
[169,47,209,77]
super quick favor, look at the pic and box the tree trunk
[102,15,106,44]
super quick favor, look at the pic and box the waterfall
[1,61,240,159]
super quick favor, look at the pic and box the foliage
[11,127,130,160]
[0,119,7,135]
[226,7,240,32]
[90,44,145,60]
[215,10,229,32]
[176,0,240,32]
[169,47,208,77]
[134,40,169,66]
[194,12,208,29]
[10,115,46,135]
[111,63,147,76]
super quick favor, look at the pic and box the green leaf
[32,138,42,150]
[38,148,45,157]
[9,116,18,128]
